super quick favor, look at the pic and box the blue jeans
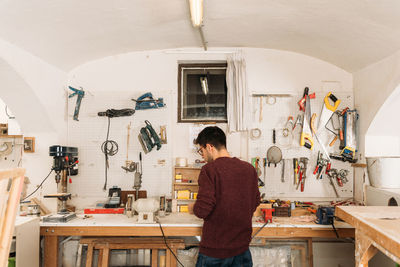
[195,249,252,267]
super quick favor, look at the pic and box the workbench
[336,206,400,267]
[41,213,354,267]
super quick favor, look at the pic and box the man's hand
[188,203,195,214]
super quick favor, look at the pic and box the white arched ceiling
[0,0,399,72]
[0,59,54,133]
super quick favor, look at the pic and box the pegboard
[249,89,355,199]
[66,90,174,208]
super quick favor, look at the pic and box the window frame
[177,63,228,123]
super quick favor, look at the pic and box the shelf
[174,166,202,170]
[0,135,23,138]
[173,183,199,186]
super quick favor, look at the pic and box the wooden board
[336,206,400,265]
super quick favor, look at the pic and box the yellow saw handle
[324,92,341,112]
[300,132,314,149]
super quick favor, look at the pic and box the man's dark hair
[195,126,226,150]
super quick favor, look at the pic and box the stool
[80,237,185,267]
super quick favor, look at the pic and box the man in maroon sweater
[189,126,260,267]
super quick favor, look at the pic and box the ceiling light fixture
[189,0,203,27]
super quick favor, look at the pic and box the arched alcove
[0,58,54,133]
[365,84,400,156]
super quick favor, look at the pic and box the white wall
[353,49,400,202]
[66,48,353,209]
[0,39,67,211]
[354,49,400,157]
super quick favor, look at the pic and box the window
[178,63,227,123]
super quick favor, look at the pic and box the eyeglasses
[196,147,204,156]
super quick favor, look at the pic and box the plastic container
[366,157,400,188]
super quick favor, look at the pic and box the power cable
[101,117,118,191]
[98,108,135,190]
[158,221,185,267]
[21,169,53,202]
[251,221,269,240]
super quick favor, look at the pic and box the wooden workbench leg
[170,249,178,267]
[44,235,58,267]
[98,248,103,267]
[101,248,109,267]
[152,249,158,267]
[86,244,94,267]
[307,238,313,267]
[166,249,171,267]
[356,229,378,267]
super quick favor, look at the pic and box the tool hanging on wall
[68,86,85,121]
[317,92,341,132]
[283,116,294,137]
[293,158,298,186]
[300,88,314,149]
[341,109,359,161]
[133,152,143,200]
[138,120,162,154]
[160,126,167,144]
[313,151,329,180]
[292,114,302,131]
[251,157,264,187]
[132,92,165,110]
[263,158,267,184]
[121,123,136,172]
[298,87,315,111]
[296,157,309,192]
[326,107,348,147]
[98,108,135,190]
[266,129,282,167]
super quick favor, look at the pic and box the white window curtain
[226,54,251,132]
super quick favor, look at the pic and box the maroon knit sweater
[193,157,260,258]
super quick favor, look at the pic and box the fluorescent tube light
[200,76,208,95]
[189,0,203,27]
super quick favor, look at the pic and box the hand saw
[300,89,314,149]
[317,92,341,132]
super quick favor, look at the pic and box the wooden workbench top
[40,212,351,229]
[336,206,400,264]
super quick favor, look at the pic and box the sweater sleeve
[193,167,216,219]
[253,169,261,212]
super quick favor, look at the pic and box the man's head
[194,126,228,162]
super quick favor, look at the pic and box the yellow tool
[317,92,341,132]
[300,91,314,149]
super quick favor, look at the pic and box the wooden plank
[152,249,158,267]
[170,249,178,267]
[0,168,25,181]
[351,163,367,168]
[356,229,377,267]
[98,247,103,267]
[44,236,58,267]
[0,174,24,267]
[166,249,171,267]
[81,237,185,245]
[0,135,23,138]
[336,206,400,261]
[307,238,313,267]
[86,244,94,267]
[42,226,353,238]
[100,247,109,267]
[31,197,51,215]
[95,243,185,250]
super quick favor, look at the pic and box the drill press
[43,145,78,223]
